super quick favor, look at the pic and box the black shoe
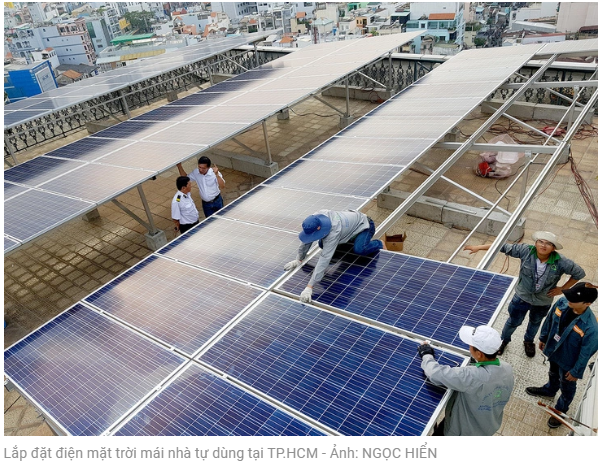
[547,416,562,428]
[524,341,536,357]
[525,386,555,399]
[497,340,509,355]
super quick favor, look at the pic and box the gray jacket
[500,243,585,306]
[297,210,370,286]
[422,355,514,436]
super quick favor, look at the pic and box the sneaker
[547,416,562,428]
[524,341,536,357]
[525,386,555,399]
[497,340,509,355]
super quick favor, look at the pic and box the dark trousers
[501,294,551,343]
[179,221,199,234]
[201,194,223,218]
[543,361,578,413]
[318,218,383,255]
[432,419,445,436]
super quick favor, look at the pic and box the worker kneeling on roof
[418,325,514,436]
[284,210,385,303]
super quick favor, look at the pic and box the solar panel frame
[4,235,21,254]
[112,363,326,436]
[84,255,265,357]
[3,156,87,188]
[3,303,187,436]
[277,248,516,350]
[199,293,467,436]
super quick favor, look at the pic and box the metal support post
[519,150,532,204]
[387,52,393,91]
[232,137,262,157]
[111,199,152,231]
[4,134,18,165]
[567,86,579,132]
[356,71,386,89]
[262,120,273,165]
[207,67,214,86]
[345,78,350,117]
[254,43,259,68]
[118,90,131,118]
[137,184,158,235]
[313,95,345,115]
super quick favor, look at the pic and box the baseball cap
[532,231,563,250]
[562,282,598,304]
[459,325,502,355]
[299,214,332,243]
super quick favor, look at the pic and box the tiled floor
[4,85,597,436]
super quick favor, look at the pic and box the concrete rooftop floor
[4,84,598,437]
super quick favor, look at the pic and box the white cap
[458,325,502,355]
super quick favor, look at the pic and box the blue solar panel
[114,363,324,436]
[131,105,212,122]
[217,186,365,232]
[278,248,515,349]
[4,304,186,436]
[159,217,302,288]
[4,189,94,243]
[264,159,402,198]
[95,141,202,171]
[200,294,465,436]
[85,255,264,356]
[5,235,20,253]
[3,156,85,187]
[92,121,176,140]
[42,137,136,162]
[4,182,29,200]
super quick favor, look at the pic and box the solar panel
[536,38,598,56]
[92,121,177,140]
[200,293,466,436]
[185,105,283,124]
[304,136,432,165]
[3,156,86,187]
[85,255,264,356]
[3,109,47,126]
[131,105,214,122]
[39,163,155,203]
[143,122,249,145]
[278,248,514,349]
[42,137,137,162]
[168,91,244,106]
[4,189,94,243]
[264,159,403,198]
[94,141,204,171]
[159,217,301,288]
[340,118,457,140]
[3,303,186,436]
[4,181,29,200]
[4,236,20,253]
[113,363,324,436]
[217,185,366,232]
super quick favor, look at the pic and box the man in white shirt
[171,176,199,234]
[177,156,225,217]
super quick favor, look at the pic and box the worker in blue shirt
[525,282,598,428]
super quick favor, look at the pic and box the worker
[177,156,225,217]
[464,231,585,357]
[525,282,598,428]
[284,210,385,303]
[418,325,514,436]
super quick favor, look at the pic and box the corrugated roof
[62,69,82,80]
[429,13,455,20]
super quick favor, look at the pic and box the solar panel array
[4,32,421,254]
[3,34,273,129]
[4,41,541,436]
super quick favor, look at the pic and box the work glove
[417,343,435,359]
[284,259,302,271]
[300,287,313,303]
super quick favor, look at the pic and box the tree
[123,11,155,34]
[474,38,486,47]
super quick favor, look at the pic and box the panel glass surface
[264,159,402,198]
[279,248,514,349]
[536,38,598,56]
[3,304,186,436]
[131,105,214,122]
[200,294,465,436]
[42,137,136,162]
[159,217,300,288]
[143,122,248,145]
[39,164,154,203]
[4,182,29,200]
[341,118,457,140]
[85,255,264,356]
[96,141,204,171]
[3,109,47,126]
[185,105,283,124]
[3,156,86,187]
[169,92,244,106]
[4,190,94,242]
[92,121,177,140]
[305,136,433,165]
[114,363,324,436]
[217,186,365,231]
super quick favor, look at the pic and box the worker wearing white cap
[464,231,585,358]
[418,325,514,436]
